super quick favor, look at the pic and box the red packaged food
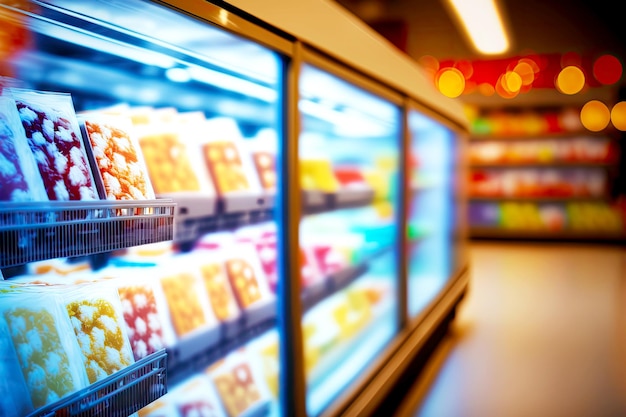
[11,88,99,201]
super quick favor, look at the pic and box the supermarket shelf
[469,227,626,242]
[0,200,175,269]
[303,188,376,215]
[469,196,610,203]
[167,302,277,386]
[166,245,392,386]
[28,350,167,417]
[302,244,393,313]
[470,161,615,169]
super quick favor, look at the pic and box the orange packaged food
[81,114,155,200]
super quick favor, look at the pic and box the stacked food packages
[0,87,282,210]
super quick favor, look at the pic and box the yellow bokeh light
[610,101,626,131]
[556,66,585,95]
[436,67,465,98]
[513,61,535,86]
[580,100,610,132]
[503,71,522,93]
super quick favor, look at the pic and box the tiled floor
[395,241,626,417]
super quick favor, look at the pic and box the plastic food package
[197,117,262,196]
[0,94,48,201]
[63,282,135,384]
[157,261,219,339]
[132,107,214,195]
[169,374,227,417]
[1,288,89,409]
[181,250,241,323]
[0,316,34,417]
[10,88,99,201]
[196,232,273,310]
[247,330,279,399]
[114,271,176,360]
[80,113,155,200]
[207,350,271,417]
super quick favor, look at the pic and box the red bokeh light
[593,54,622,85]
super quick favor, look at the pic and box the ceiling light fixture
[445,0,510,55]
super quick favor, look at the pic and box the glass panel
[298,63,401,416]
[407,110,456,316]
[0,1,283,416]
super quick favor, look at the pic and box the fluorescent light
[447,0,510,55]
[187,65,277,102]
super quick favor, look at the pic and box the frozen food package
[10,88,99,201]
[207,350,271,417]
[234,224,279,293]
[169,374,228,417]
[0,94,48,201]
[157,260,219,339]
[1,288,89,409]
[248,128,277,192]
[80,112,156,200]
[247,330,279,399]
[0,316,33,417]
[114,270,176,360]
[197,232,273,310]
[180,250,241,323]
[62,282,135,384]
[132,107,214,195]
[196,117,262,196]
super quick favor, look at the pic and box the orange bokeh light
[556,66,585,95]
[513,61,535,86]
[436,67,465,98]
[610,101,626,131]
[580,100,610,132]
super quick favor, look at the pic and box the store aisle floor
[395,241,626,417]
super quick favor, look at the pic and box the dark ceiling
[335,0,626,107]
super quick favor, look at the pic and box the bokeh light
[436,67,465,98]
[418,54,440,81]
[593,54,622,85]
[556,66,585,95]
[455,59,474,79]
[495,73,519,98]
[503,71,522,93]
[478,82,495,96]
[513,61,535,86]
[580,100,610,131]
[610,101,626,131]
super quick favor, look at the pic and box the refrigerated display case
[407,109,459,317]
[0,0,470,416]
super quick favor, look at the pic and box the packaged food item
[1,288,89,409]
[62,282,135,384]
[247,330,279,399]
[182,250,241,324]
[0,316,33,417]
[132,107,214,195]
[169,374,227,417]
[0,94,47,201]
[10,88,99,201]
[80,112,155,200]
[207,350,271,417]
[192,117,265,211]
[157,261,219,339]
[108,268,176,361]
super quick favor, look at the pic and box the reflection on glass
[407,111,456,316]
[0,1,283,416]
[298,64,401,416]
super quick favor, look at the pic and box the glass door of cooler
[298,63,402,416]
[0,1,286,416]
[407,110,457,317]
